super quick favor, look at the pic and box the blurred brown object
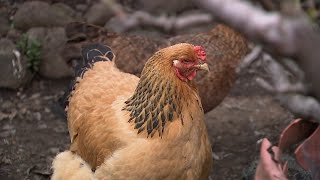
[169,25,249,112]
[278,119,320,179]
[63,22,249,112]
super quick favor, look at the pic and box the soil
[0,72,294,180]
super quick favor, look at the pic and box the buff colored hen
[52,43,212,180]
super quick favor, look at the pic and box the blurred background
[0,0,320,179]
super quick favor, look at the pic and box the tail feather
[81,44,114,66]
[62,43,115,111]
[76,43,114,77]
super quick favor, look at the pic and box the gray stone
[1,100,14,110]
[13,1,78,31]
[75,4,88,12]
[6,28,22,42]
[1,156,12,165]
[128,0,194,14]
[0,38,31,89]
[49,147,60,155]
[0,9,10,36]
[84,2,114,26]
[51,3,82,21]
[27,27,73,78]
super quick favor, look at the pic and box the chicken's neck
[123,64,201,138]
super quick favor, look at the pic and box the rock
[13,1,78,31]
[119,0,195,14]
[0,124,16,138]
[1,100,14,110]
[6,28,22,42]
[75,4,88,13]
[51,3,82,21]
[0,38,31,89]
[0,9,10,36]
[0,111,17,121]
[27,27,73,78]
[49,147,60,155]
[84,1,114,26]
[1,156,12,165]
[34,112,42,121]
[38,123,47,129]
[140,0,194,14]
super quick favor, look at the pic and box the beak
[194,63,209,72]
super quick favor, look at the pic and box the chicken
[52,43,212,179]
[63,22,249,113]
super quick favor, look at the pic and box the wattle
[187,71,197,81]
[175,68,197,82]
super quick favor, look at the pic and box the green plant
[16,34,42,73]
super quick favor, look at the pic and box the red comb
[194,46,206,61]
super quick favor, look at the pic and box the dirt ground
[0,71,295,180]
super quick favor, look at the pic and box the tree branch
[197,0,320,100]
[248,51,320,122]
[113,11,213,33]
[102,0,213,33]
[236,45,262,74]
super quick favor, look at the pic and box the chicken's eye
[182,60,192,64]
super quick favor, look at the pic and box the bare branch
[279,58,306,83]
[102,0,213,33]
[276,94,320,123]
[251,52,319,122]
[255,0,278,11]
[114,11,213,33]
[197,0,320,100]
[236,46,263,74]
[256,53,307,94]
[197,0,302,55]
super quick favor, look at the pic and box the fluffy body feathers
[52,43,212,180]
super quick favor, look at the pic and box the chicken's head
[162,43,209,82]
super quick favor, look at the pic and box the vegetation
[16,34,42,73]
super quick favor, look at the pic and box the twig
[12,50,22,79]
[252,52,320,122]
[261,53,307,93]
[236,46,262,74]
[278,58,305,83]
[251,52,307,94]
[238,44,319,121]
